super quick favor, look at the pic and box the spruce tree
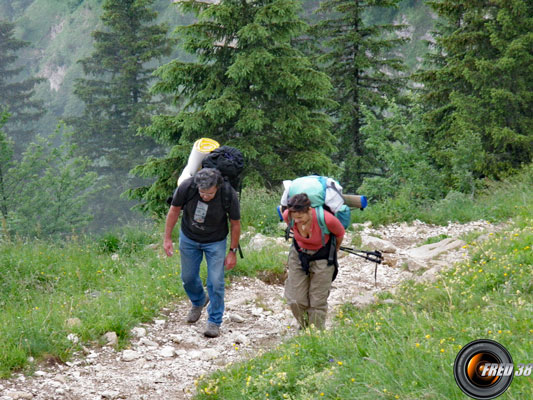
[312,0,408,191]
[68,0,172,227]
[0,110,13,222]
[0,19,44,154]
[131,0,337,216]
[418,0,533,189]
[70,0,171,174]
[0,114,98,238]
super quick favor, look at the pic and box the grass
[352,164,533,227]
[194,215,532,399]
[0,164,531,384]
[0,231,180,377]
[239,187,284,236]
[0,223,288,377]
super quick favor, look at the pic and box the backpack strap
[315,206,328,247]
[220,179,233,215]
[184,180,198,206]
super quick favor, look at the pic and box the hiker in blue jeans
[164,168,241,338]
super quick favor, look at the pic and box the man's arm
[224,219,241,270]
[164,205,181,257]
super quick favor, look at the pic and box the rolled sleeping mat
[342,194,368,210]
[177,138,220,186]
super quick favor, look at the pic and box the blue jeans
[179,230,227,325]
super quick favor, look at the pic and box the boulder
[361,235,397,253]
[406,238,466,260]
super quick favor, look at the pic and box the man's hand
[164,238,174,257]
[224,251,237,270]
[164,205,181,257]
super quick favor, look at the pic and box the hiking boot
[186,294,209,324]
[203,321,220,338]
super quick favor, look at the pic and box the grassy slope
[194,221,532,399]
[0,166,531,390]
[0,188,286,377]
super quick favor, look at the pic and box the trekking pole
[339,246,383,286]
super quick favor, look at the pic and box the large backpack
[167,145,244,209]
[201,146,244,193]
[281,175,353,245]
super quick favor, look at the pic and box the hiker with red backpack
[283,193,345,330]
[164,168,241,338]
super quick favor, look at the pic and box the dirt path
[0,220,502,400]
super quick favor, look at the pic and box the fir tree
[68,0,172,227]
[131,0,337,216]
[0,19,44,154]
[312,0,408,191]
[0,110,13,222]
[0,116,99,238]
[69,0,172,174]
[418,0,533,189]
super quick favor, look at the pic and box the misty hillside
[1,0,435,135]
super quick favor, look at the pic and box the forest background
[2,0,529,237]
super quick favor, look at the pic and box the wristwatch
[229,247,238,253]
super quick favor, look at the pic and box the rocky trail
[1,220,504,400]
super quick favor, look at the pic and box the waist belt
[293,236,339,281]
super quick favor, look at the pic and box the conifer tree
[131,0,337,216]
[418,0,532,189]
[68,0,172,227]
[0,115,99,237]
[311,0,408,191]
[0,110,13,222]
[0,19,44,154]
[70,0,171,174]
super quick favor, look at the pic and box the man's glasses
[199,188,217,198]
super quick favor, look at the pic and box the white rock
[251,307,263,317]
[5,392,33,400]
[154,319,166,325]
[131,327,147,338]
[406,238,466,260]
[66,333,79,344]
[34,370,47,377]
[201,349,218,360]
[169,334,182,344]
[188,350,203,359]
[160,346,176,358]
[140,338,159,347]
[103,332,118,346]
[229,313,245,323]
[361,235,397,253]
[101,390,120,399]
[232,333,249,345]
[246,233,279,251]
[122,350,140,362]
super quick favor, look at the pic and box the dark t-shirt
[171,178,240,243]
